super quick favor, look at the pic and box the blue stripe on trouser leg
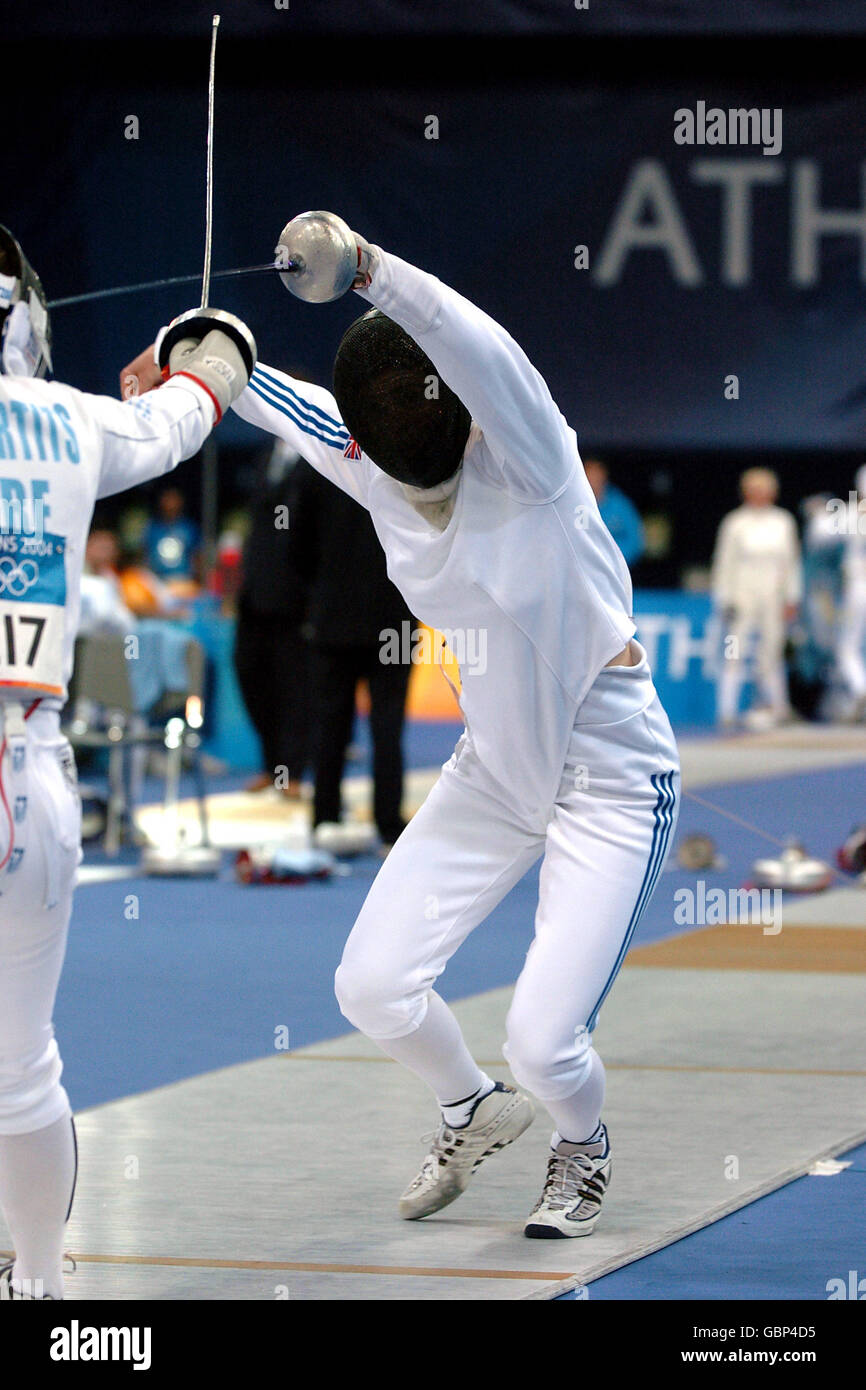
[586,769,678,1033]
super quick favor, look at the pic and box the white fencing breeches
[335,646,680,1106]
[717,606,789,722]
[0,707,81,1136]
[837,578,866,700]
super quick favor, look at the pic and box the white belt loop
[3,699,27,746]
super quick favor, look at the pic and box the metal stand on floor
[141,709,222,877]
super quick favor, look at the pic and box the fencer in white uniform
[0,225,254,1298]
[836,466,866,712]
[807,465,866,715]
[228,218,681,1237]
[711,468,802,728]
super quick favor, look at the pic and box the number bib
[0,532,67,696]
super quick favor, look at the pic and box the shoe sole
[524,1159,611,1239]
[524,1215,600,1239]
[399,1094,535,1220]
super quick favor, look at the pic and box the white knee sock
[371,990,488,1114]
[543,1049,606,1145]
[0,1114,76,1300]
[440,1078,496,1129]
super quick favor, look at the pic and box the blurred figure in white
[836,465,866,716]
[712,468,802,729]
[808,466,866,718]
[792,494,844,720]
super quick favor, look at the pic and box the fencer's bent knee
[0,1037,71,1135]
[504,1014,594,1102]
[334,957,425,1040]
[333,958,375,1023]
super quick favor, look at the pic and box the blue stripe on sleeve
[246,378,348,450]
[251,367,349,446]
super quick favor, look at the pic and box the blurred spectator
[144,487,201,582]
[75,530,182,821]
[79,529,134,635]
[806,466,866,719]
[234,441,311,797]
[118,549,182,619]
[801,494,844,660]
[711,468,801,729]
[291,462,415,852]
[209,528,245,615]
[786,494,844,720]
[583,458,645,568]
[836,464,866,717]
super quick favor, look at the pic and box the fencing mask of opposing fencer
[0,226,52,378]
[332,309,470,489]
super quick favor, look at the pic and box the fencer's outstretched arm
[356,247,574,500]
[106,316,254,498]
[232,366,371,509]
[93,377,221,499]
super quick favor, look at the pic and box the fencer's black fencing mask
[333,309,470,489]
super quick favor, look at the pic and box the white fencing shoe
[524,1124,611,1238]
[399,1082,535,1220]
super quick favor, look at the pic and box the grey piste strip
[13,969,861,1301]
[526,1125,866,1301]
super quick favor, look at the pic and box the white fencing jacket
[0,373,215,705]
[233,248,637,820]
[711,504,802,614]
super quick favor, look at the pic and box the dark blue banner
[7,0,866,39]
[12,76,865,452]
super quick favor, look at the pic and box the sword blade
[47,263,280,310]
[202,14,220,308]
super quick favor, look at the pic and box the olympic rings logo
[0,557,39,597]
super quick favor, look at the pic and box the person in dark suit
[234,441,311,796]
[291,460,415,850]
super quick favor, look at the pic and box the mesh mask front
[333,310,470,489]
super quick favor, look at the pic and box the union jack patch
[343,437,362,460]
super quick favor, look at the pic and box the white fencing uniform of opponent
[233,248,681,1158]
[837,472,866,705]
[808,472,866,707]
[838,547,866,703]
[0,370,218,1292]
[711,502,802,723]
